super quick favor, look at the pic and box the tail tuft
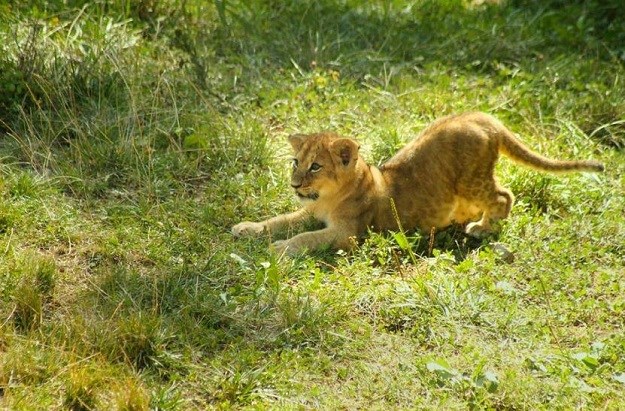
[586,160,605,173]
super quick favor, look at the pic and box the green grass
[1,0,624,409]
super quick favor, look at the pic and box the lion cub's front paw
[465,221,493,238]
[232,221,265,237]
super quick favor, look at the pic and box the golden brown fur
[232,112,604,255]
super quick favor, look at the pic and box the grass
[0,0,624,409]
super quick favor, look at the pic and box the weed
[64,366,101,411]
[11,282,43,332]
[112,377,150,411]
[5,253,56,332]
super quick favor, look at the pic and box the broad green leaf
[426,358,457,380]
[393,232,410,250]
[475,370,499,393]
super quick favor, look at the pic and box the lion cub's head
[288,132,360,202]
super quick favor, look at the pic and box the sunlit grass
[0,0,624,409]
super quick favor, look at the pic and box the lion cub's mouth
[296,191,319,201]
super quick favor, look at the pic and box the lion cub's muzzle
[293,187,319,201]
[291,175,319,200]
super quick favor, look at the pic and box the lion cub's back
[383,112,499,176]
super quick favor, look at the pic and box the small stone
[491,242,515,264]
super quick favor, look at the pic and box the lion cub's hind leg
[464,184,514,238]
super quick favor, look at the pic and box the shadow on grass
[424,225,486,261]
[208,0,624,69]
[305,225,488,272]
[190,0,624,147]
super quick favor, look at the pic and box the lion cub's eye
[291,158,299,169]
[309,163,322,173]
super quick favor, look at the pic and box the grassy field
[1,0,624,409]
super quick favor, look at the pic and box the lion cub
[232,112,604,255]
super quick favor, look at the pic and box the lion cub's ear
[331,138,360,166]
[288,134,308,151]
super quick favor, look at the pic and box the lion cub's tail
[498,126,605,173]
